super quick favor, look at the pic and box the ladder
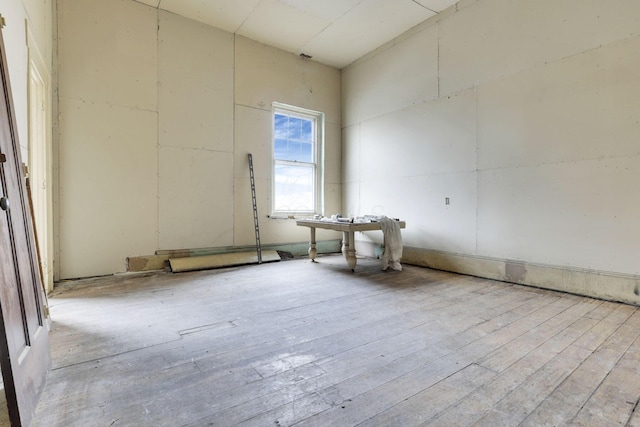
[248,154,262,264]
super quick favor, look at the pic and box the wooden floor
[30,255,640,427]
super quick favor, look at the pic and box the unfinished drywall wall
[233,36,342,247]
[157,11,234,250]
[2,0,53,160]
[57,0,158,278]
[56,1,341,278]
[343,0,640,303]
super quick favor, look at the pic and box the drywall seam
[474,85,478,254]
[156,8,160,252]
[52,0,61,281]
[477,152,640,173]
[233,33,236,247]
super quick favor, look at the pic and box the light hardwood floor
[31,255,640,426]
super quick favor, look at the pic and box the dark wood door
[0,23,51,427]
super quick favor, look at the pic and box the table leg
[343,231,357,271]
[342,231,347,258]
[308,227,317,262]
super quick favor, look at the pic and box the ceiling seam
[235,0,266,34]
[411,0,438,14]
[297,0,368,55]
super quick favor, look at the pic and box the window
[272,103,324,216]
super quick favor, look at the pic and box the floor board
[29,255,640,426]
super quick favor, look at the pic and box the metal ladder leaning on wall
[248,154,262,264]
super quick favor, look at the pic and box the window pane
[274,163,314,212]
[299,142,313,163]
[287,141,300,161]
[274,114,288,139]
[301,120,313,142]
[288,117,303,140]
[274,139,287,160]
[285,141,313,163]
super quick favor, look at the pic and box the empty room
[0,0,639,425]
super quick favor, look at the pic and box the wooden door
[0,22,51,427]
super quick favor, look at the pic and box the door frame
[27,25,54,294]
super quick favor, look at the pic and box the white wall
[1,0,53,159]
[343,0,640,302]
[56,0,341,278]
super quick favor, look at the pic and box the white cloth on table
[378,216,403,271]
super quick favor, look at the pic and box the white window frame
[271,102,324,217]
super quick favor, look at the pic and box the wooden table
[296,219,406,271]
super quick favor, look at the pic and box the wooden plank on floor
[469,304,638,426]
[477,297,603,373]
[521,309,640,426]
[427,301,617,426]
[169,250,280,272]
[359,363,496,426]
[573,327,640,426]
[629,401,640,427]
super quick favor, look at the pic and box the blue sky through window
[274,113,314,163]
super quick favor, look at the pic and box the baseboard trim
[356,242,640,306]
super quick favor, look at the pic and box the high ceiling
[134,0,459,69]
